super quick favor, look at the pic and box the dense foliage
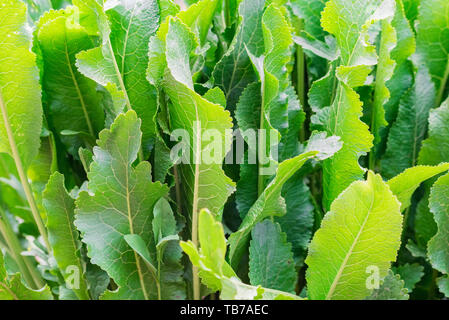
[0,0,448,300]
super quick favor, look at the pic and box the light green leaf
[386,163,449,211]
[427,173,449,277]
[371,18,396,145]
[75,0,160,155]
[75,110,169,300]
[37,8,104,157]
[180,209,237,292]
[181,210,301,300]
[249,220,296,293]
[177,0,219,46]
[0,0,43,170]
[320,0,396,209]
[220,277,302,300]
[42,172,90,300]
[390,0,415,64]
[306,171,403,300]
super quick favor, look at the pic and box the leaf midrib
[62,24,95,137]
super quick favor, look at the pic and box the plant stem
[0,208,44,289]
[436,56,449,108]
[224,0,231,29]
[0,94,51,252]
[192,120,201,300]
[258,78,267,197]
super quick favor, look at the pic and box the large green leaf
[75,110,169,300]
[381,67,436,179]
[153,18,235,228]
[249,220,296,293]
[306,171,403,300]
[0,0,42,170]
[320,0,396,210]
[415,0,449,105]
[75,0,160,155]
[37,8,104,157]
[43,172,90,300]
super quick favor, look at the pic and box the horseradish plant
[0,0,448,300]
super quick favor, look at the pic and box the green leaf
[123,234,157,274]
[414,189,438,247]
[180,209,237,292]
[0,0,43,170]
[390,0,415,64]
[415,0,449,105]
[289,0,328,41]
[37,8,104,157]
[181,210,301,300]
[276,173,314,267]
[0,250,53,300]
[229,133,341,268]
[437,276,449,298]
[381,67,436,179]
[220,277,302,300]
[249,220,296,293]
[235,82,261,218]
[306,171,403,300]
[393,263,424,292]
[371,18,396,146]
[75,0,160,155]
[212,0,267,110]
[427,173,449,277]
[42,172,90,300]
[75,110,169,300]
[419,98,449,166]
[366,270,409,300]
[0,273,53,300]
[320,0,396,209]
[177,0,220,46]
[157,18,236,227]
[386,163,449,211]
[151,198,185,300]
